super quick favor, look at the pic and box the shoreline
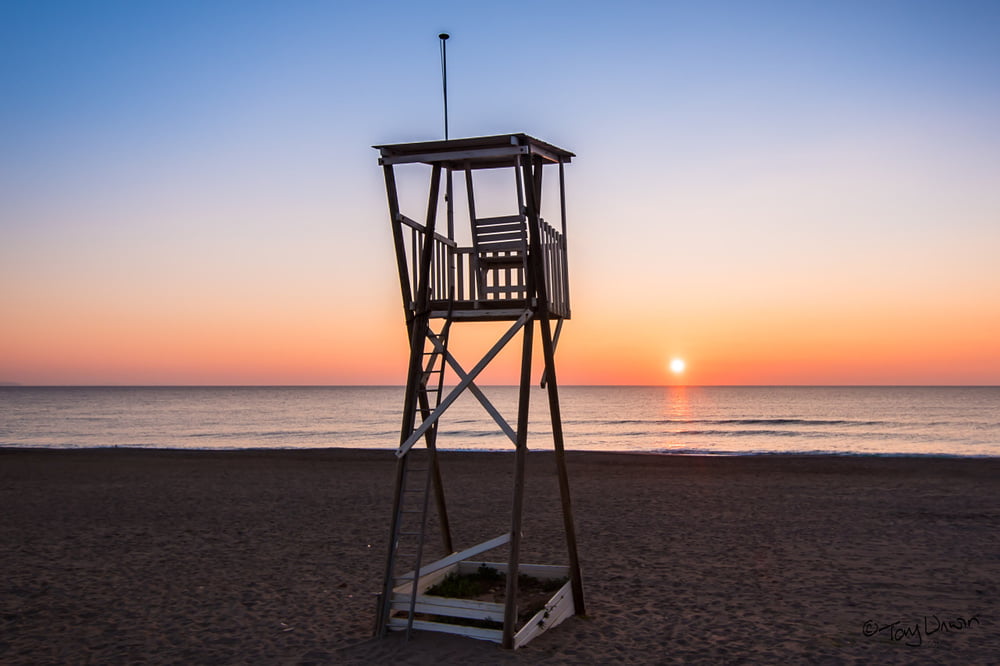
[2,448,998,663]
[4,445,1000,460]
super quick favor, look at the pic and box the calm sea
[1,386,997,457]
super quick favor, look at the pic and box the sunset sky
[2,1,999,386]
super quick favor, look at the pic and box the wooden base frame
[384,537,575,649]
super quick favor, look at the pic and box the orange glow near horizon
[4,323,1000,386]
[3,281,1000,385]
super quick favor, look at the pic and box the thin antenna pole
[438,33,450,140]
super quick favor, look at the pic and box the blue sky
[2,1,999,384]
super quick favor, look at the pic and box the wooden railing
[398,215,570,318]
[539,219,570,318]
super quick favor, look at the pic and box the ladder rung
[388,597,417,608]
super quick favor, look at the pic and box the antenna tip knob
[439,33,450,40]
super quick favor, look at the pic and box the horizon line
[3,383,999,389]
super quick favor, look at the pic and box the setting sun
[669,358,686,374]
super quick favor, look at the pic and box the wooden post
[446,168,456,300]
[538,314,585,616]
[378,163,443,634]
[415,164,443,312]
[521,154,586,618]
[446,168,455,243]
[532,154,544,213]
[558,159,570,316]
[502,315,534,648]
[464,165,483,300]
[377,453,406,637]
[377,311,428,634]
[415,164,452,554]
[418,387,454,555]
[383,165,413,323]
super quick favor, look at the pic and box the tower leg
[521,149,586,619]
[376,313,429,636]
[539,314,586,616]
[417,385,453,554]
[376,454,406,637]
[502,316,534,648]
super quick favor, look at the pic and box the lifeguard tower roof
[374,133,574,170]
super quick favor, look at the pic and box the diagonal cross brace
[396,310,532,458]
[539,317,564,388]
[427,335,518,445]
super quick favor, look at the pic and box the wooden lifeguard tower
[373,134,585,648]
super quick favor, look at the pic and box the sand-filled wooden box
[386,558,575,648]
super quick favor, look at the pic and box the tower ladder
[383,318,452,637]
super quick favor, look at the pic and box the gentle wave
[649,447,1000,458]
[668,429,829,438]
[185,428,400,439]
[577,418,893,427]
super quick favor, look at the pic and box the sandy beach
[1,448,997,664]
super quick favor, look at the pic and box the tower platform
[375,134,573,321]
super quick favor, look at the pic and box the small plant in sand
[427,564,505,598]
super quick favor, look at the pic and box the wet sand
[1,448,997,664]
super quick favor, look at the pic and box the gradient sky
[2,0,999,386]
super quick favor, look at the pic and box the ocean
[1,386,997,457]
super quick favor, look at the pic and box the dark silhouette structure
[372,134,585,648]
